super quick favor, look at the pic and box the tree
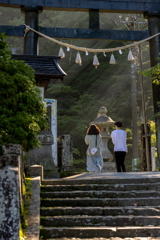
[140,62,160,118]
[0,33,48,151]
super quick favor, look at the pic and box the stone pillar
[25,131,59,178]
[25,99,59,179]
[21,6,43,55]
[0,144,22,240]
[144,12,160,169]
[28,165,44,181]
[44,99,58,167]
[58,135,74,172]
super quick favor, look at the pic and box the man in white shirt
[111,121,128,172]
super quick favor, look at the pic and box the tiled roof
[12,55,67,80]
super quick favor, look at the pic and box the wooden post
[140,123,151,171]
[89,9,99,29]
[21,6,43,55]
[144,12,160,170]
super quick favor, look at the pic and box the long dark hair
[86,124,101,135]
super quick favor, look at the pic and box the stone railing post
[58,135,74,172]
[25,130,59,178]
[0,144,22,240]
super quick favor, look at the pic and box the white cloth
[86,155,103,172]
[111,129,128,152]
[85,134,103,172]
[85,134,102,156]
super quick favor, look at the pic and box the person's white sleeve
[111,132,116,145]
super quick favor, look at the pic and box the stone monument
[91,106,116,172]
[25,98,59,178]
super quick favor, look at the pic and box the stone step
[42,177,160,185]
[40,190,160,199]
[40,226,160,238]
[40,206,160,216]
[41,182,160,192]
[40,215,160,227]
[41,197,160,207]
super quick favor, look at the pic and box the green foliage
[0,7,23,25]
[140,62,160,85]
[73,158,86,173]
[19,226,25,240]
[149,121,156,147]
[0,7,24,53]
[0,33,48,151]
[140,61,160,118]
[0,32,11,58]
[72,147,81,156]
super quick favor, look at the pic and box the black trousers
[114,151,126,172]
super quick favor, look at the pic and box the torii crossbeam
[0,0,159,13]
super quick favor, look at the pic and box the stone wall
[0,144,22,240]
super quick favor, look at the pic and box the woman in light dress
[85,124,103,173]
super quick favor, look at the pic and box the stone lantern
[91,106,116,172]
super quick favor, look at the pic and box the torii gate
[0,0,160,169]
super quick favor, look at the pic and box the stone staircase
[40,176,160,239]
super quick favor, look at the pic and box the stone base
[25,144,58,179]
[102,161,117,172]
[59,166,75,172]
[43,170,60,179]
[28,165,44,181]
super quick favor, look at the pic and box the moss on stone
[20,177,32,238]
[19,225,25,240]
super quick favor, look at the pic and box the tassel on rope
[109,53,116,64]
[58,47,65,58]
[85,51,88,56]
[75,51,82,65]
[93,54,100,69]
[67,47,70,51]
[119,50,122,54]
[103,52,106,57]
[128,48,134,61]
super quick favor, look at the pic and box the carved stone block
[2,144,22,155]
[28,165,44,180]
[0,155,20,168]
[102,161,117,172]
[0,167,20,239]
